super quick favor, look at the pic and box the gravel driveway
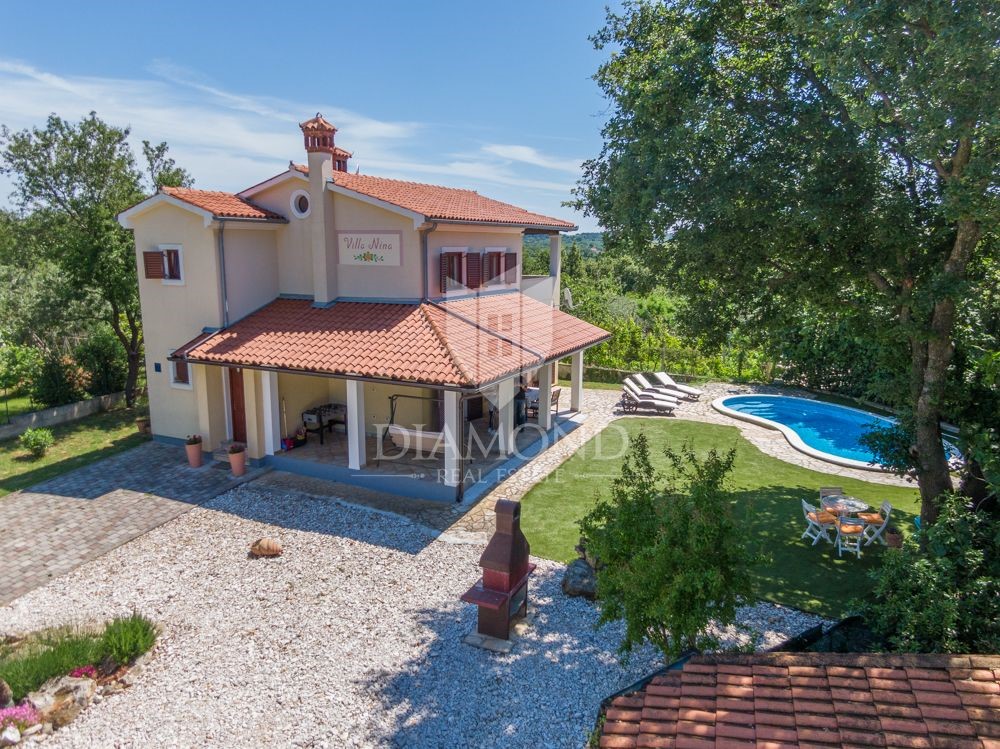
[1,484,824,748]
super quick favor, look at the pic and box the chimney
[299,113,339,304]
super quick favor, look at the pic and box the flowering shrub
[69,665,98,679]
[0,703,40,731]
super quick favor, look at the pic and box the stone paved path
[1,442,265,605]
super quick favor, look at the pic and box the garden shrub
[30,353,87,407]
[0,631,103,702]
[74,326,128,396]
[18,427,54,458]
[0,344,42,394]
[101,613,157,666]
[863,493,1000,653]
[579,433,761,660]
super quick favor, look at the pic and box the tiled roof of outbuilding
[599,652,1000,749]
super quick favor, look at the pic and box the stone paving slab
[1,442,266,605]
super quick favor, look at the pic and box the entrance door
[228,368,247,444]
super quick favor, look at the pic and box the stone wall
[0,392,128,440]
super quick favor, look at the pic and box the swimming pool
[712,394,956,471]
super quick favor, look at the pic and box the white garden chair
[858,501,892,546]
[801,499,836,545]
[835,517,865,558]
[819,486,844,500]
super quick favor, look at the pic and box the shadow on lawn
[358,565,660,749]
[733,483,916,618]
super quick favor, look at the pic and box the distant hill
[524,232,603,256]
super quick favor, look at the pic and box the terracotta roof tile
[286,165,575,229]
[176,293,608,388]
[160,186,285,220]
[600,654,1000,749]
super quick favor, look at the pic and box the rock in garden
[0,678,11,708]
[249,537,283,557]
[0,725,20,747]
[561,558,597,599]
[26,675,97,727]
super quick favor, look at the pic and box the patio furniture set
[801,486,894,558]
[618,372,704,414]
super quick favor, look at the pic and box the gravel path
[1,485,825,748]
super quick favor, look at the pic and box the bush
[0,630,103,702]
[101,613,157,666]
[30,353,87,407]
[0,344,42,393]
[863,493,1000,653]
[19,427,54,458]
[579,433,761,659]
[74,326,128,396]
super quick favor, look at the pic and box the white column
[538,362,553,431]
[548,234,562,307]
[261,371,281,455]
[346,379,366,470]
[570,351,584,412]
[442,390,461,487]
[497,376,515,456]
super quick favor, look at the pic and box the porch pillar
[346,379,367,470]
[261,371,281,455]
[442,390,461,487]
[548,234,562,307]
[243,369,263,460]
[570,351,584,412]
[497,376,515,456]
[193,364,213,453]
[538,361,553,431]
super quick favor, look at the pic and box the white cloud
[0,58,597,229]
[481,143,582,174]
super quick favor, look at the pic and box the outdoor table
[821,495,870,516]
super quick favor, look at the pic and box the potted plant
[135,416,151,434]
[228,442,247,477]
[885,525,903,548]
[294,425,307,448]
[184,434,203,468]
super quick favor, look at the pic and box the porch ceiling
[172,292,609,390]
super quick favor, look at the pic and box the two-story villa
[119,114,609,501]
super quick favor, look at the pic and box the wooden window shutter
[503,252,518,283]
[439,252,450,294]
[174,359,189,384]
[143,250,165,279]
[466,252,482,289]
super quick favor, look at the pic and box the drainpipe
[420,221,438,301]
[217,219,230,327]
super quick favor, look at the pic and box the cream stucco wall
[426,226,524,299]
[131,203,222,441]
[223,226,279,321]
[332,192,422,300]
[245,176,314,296]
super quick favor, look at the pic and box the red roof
[599,652,1000,749]
[175,293,609,388]
[160,187,285,221]
[287,165,575,230]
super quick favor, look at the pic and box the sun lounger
[624,376,680,404]
[619,386,675,414]
[652,372,703,399]
[631,373,686,401]
[623,380,679,408]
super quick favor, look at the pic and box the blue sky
[0,2,618,231]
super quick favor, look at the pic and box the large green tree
[1,113,192,405]
[577,1,999,524]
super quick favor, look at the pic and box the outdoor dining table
[821,495,870,516]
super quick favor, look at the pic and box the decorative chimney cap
[299,113,338,134]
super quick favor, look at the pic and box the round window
[290,190,311,218]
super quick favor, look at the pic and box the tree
[0,113,192,406]
[579,433,759,659]
[576,1,999,526]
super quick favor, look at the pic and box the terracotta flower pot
[185,442,203,468]
[229,449,247,477]
[135,417,151,434]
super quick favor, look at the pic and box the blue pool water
[720,395,940,466]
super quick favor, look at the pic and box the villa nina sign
[337,231,401,266]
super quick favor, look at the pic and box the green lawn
[0,407,150,497]
[1,391,37,423]
[520,418,920,619]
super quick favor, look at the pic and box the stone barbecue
[461,499,535,640]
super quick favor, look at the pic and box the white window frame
[168,349,193,390]
[290,189,311,219]
[159,243,185,286]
